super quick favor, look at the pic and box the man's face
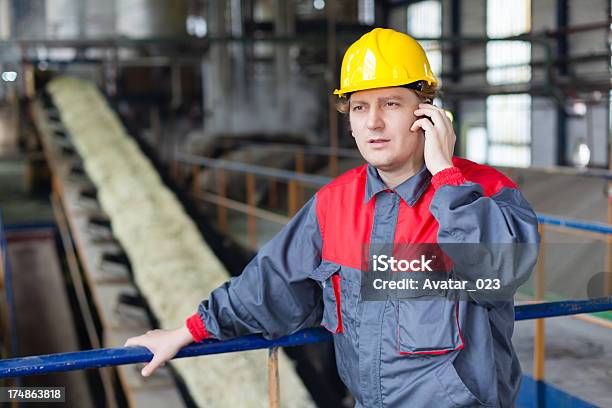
[349,87,424,172]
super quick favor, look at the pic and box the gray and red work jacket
[187,157,540,407]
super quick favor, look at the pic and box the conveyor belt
[33,76,317,408]
[31,97,189,408]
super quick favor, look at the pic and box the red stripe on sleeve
[186,313,212,342]
[431,166,467,189]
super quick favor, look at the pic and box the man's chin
[366,159,397,172]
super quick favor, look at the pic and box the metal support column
[556,0,569,166]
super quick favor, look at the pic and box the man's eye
[385,101,399,107]
[352,105,364,111]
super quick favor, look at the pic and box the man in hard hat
[126,28,539,407]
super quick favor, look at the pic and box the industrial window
[486,0,531,85]
[358,0,375,25]
[407,0,442,78]
[486,94,531,167]
[485,0,532,167]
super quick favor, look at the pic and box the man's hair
[335,81,441,115]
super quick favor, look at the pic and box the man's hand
[124,326,194,377]
[411,103,456,175]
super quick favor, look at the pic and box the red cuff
[186,313,212,342]
[431,166,467,189]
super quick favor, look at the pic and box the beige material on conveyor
[46,76,315,408]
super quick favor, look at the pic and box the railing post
[268,178,278,209]
[606,188,612,296]
[268,347,280,408]
[246,173,257,249]
[287,180,298,217]
[294,150,304,174]
[534,224,546,381]
[0,233,6,353]
[191,164,200,197]
[216,169,228,234]
[329,154,338,177]
[295,149,305,207]
[171,160,180,183]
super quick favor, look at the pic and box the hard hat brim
[333,77,437,97]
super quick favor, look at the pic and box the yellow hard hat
[333,28,438,96]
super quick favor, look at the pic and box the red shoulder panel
[452,157,517,197]
[315,165,374,269]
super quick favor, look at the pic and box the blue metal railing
[536,214,612,235]
[0,211,18,360]
[0,297,610,379]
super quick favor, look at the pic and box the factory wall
[435,0,610,168]
[440,0,487,159]
[565,0,609,167]
[531,0,558,167]
[529,0,609,168]
[202,0,325,145]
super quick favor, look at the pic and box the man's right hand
[124,326,194,377]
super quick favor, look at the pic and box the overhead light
[313,0,325,10]
[571,138,590,168]
[1,71,17,82]
[187,15,207,38]
[571,100,587,116]
[591,90,603,102]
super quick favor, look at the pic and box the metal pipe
[0,19,608,49]
[194,192,290,225]
[537,214,612,235]
[510,164,612,181]
[180,150,612,183]
[219,143,612,179]
[0,329,333,379]
[236,142,362,159]
[176,153,333,186]
[542,223,611,240]
[179,157,612,236]
[514,297,612,320]
[0,299,611,379]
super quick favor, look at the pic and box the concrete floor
[514,315,612,407]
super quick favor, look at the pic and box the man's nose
[366,107,384,131]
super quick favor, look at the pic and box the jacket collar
[364,163,431,206]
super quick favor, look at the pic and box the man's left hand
[411,103,456,175]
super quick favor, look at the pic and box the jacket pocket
[435,360,497,407]
[309,261,343,334]
[397,297,464,355]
